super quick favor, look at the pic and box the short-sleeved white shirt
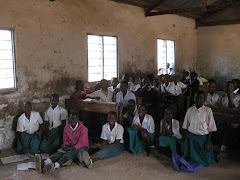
[17,111,43,134]
[100,122,124,144]
[205,93,222,106]
[173,82,187,96]
[221,93,240,107]
[160,82,175,95]
[86,89,113,102]
[45,105,68,129]
[182,105,217,135]
[132,114,155,134]
[116,91,136,108]
[160,119,182,139]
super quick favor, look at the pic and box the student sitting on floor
[86,79,113,102]
[159,108,182,154]
[108,77,119,92]
[17,102,43,155]
[222,81,240,108]
[40,94,68,154]
[90,111,124,163]
[127,105,155,155]
[205,79,222,106]
[182,90,217,167]
[122,99,138,129]
[116,80,136,111]
[35,112,91,173]
[70,80,91,99]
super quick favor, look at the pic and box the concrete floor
[1,149,240,180]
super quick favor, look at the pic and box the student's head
[185,71,190,77]
[195,73,198,78]
[225,81,235,93]
[122,74,129,82]
[129,76,135,83]
[107,111,117,126]
[100,79,109,90]
[143,77,150,86]
[174,75,181,83]
[153,78,159,87]
[138,77,143,84]
[120,81,128,94]
[164,74,170,84]
[232,79,240,90]
[127,99,136,113]
[167,63,170,69]
[164,108,173,119]
[76,80,84,91]
[190,72,196,80]
[138,104,147,119]
[194,90,206,108]
[207,79,216,94]
[23,102,32,114]
[111,77,118,88]
[69,112,79,129]
[50,94,59,108]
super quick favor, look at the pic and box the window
[88,35,118,82]
[157,39,175,75]
[0,29,16,90]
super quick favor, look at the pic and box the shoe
[82,151,92,168]
[43,163,54,174]
[78,152,84,165]
[34,154,42,173]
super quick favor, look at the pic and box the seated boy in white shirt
[205,79,222,106]
[159,108,182,154]
[86,79,113,102]
[127,105,155,155]
[40,94,68,154]
[182,90,217,167]
[90,111,124,162]
[17,102,43,155]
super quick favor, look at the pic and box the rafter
[145,0,169,15]
[196,18,240,27]
[110,0,151,8]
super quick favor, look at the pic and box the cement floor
[0,149,240,180]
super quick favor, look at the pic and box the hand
[22,147,28,154]
[131,124,139,131]
[62,144,70,151]
[204,142,211,152]
[99,144,106,150]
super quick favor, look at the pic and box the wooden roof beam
[110,0,152,8]
[145,0,169,15]
[196,19,240,27]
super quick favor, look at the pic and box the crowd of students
[15,72,240,173]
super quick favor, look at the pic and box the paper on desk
[82,98,93,103]
[17,162,36,171]
[14,154,30,161]
[1,156,17,164]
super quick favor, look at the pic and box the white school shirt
[221,93,240,107]
[45,105,68,129]
[101,122,124,144]
[205,93,222,106]
[116,90,136,108]
[108,86,117,92]
[132,114,155,134]
[182,105,217,135]
[123,106,138,119]
[233,88,239,94]
[134,84,141,92]
[160,119,182,139]
[117,82,135,92]
[173,82,187,96]
[86,89,113,102]
[17,111,43,134]
[160,82,175,95]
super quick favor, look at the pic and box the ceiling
[110,0,240,27]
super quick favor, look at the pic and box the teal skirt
[183,132,214,167]
[96,143,124,160]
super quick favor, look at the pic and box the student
[222,81,240,108]
[70,80,91,99]
[108,77,119,92]
[134,77,143,92]
[122,99,138,129]
[116,80,136,109]
[35,112,91,173]
[86,79,113,102]
[129,75,136,92]
[159,108,182,154]
[186,72,200,105]
[90,111,124,162]
[205,79,222,106]
[17,102,43,155]
[182,90,217,167]
[40,94,68,154]
[232,79,240,94]
[117,74,134,91]
[127,105,155,155]
[160,74,175,95]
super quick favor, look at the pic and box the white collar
[70,122,79,131]
[233,88,239,93]
[107,122,117,131]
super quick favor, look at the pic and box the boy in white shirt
[222,81,240,108]
[40,94,68,154]
[182,90,217,167]
[17,102,43,155]
[127,105,155,155]
[90,111,124,162]
[159,108,182,154]
[205,79,222,106]
[86,79,113,102]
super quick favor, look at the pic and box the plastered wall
[197,24,240,89]
[0,0,197,149]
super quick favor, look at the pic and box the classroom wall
[197,24,240,89]
[0,0,197,149]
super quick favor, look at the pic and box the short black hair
[111,77,118,81]
[207,79,216,84]
[129,75,135,82]
[108,111,117,118]
[128,99,136,105]
[120,80,128,86]
[23,101,31,107]
[139,104,147,109]
[51,93,59,99]
[195,90,206,96]
[69,111,79,118]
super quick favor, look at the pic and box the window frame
[157,38,176,75]
[0,28,17,92]
[87,33,118,82]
